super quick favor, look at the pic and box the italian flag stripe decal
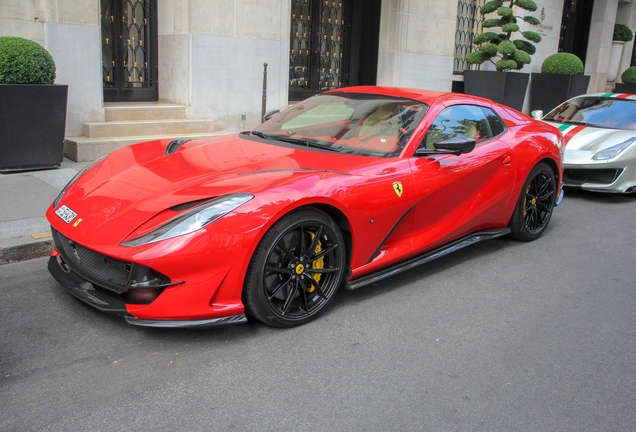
[560,125,586,144]
[600,93,636,99]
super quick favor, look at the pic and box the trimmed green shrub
[613,24,634,42]
[467,0,541,71]
[621,66,636,83]
[541,53,584,75]
[0,36,56,84]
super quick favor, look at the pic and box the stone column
[585,0,619,92]
[158,0,290,131]
[376,0,457,91]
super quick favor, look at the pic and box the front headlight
[53,156,107,208]
[120,193,254,247]
[592,137,636,160]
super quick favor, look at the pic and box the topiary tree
[466,0,542,71]
[621,66,636,83]
[0,36,56,84]
[613,24,634,42]
[541,53,584,74]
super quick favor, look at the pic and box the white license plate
[55,205,77,224]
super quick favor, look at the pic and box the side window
[482,107,505,137]
[423,105,493,149]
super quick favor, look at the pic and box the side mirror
[416,133,476,156]
[531,110,543,120]
[263,109,280,123]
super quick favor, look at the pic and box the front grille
[51,228,170,295]
[563,168,623,186]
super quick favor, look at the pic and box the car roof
[325,86,493,106]
[574,93,636,101]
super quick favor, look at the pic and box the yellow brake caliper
[523,185,530,217]
[305,231,324,293]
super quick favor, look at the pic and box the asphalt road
[1,189,635,432]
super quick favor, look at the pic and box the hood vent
[165,139,191,156]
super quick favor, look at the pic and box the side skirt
[345,227,511,291]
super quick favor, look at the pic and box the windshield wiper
[547,119,595,127]
[250,131,340,152]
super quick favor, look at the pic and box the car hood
[544,121,636,163]
[70,134,379,223]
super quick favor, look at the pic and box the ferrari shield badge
[392,181,403,198]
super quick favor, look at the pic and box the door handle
[503,155,512,166]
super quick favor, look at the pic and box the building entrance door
[288,0,381,101]
[101,0,158,102]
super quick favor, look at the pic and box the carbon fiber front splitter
[48,256,247,328]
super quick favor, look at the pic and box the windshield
[253,93,429,157]
[544,97,636,130]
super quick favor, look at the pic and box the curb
[0,238,53,265]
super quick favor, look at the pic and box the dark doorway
[288,0,381,101]
[558,0,593,64]
[101,0,158,102]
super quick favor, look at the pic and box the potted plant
[530,53,590,114]
[464,0,542,111]
[0,36,68,172]
[615,66,636,93]
[607,24,634,83]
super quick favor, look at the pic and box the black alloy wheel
[509,162,556,241]
[243,209,345,327]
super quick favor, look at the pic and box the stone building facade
[2,0,636,158]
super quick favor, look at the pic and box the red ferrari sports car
[47,87,564,328]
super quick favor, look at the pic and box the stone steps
[83,118,216,138]
[104,103,186,121]
[65,102,229,162]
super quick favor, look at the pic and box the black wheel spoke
[275,243,297,262]
[310,243,339,261]
[536,202,551,213]
[307,267,340,274]
[299,273,325,298]
[305,226,323,256]
[281,279,299,315]
[538,190,554,201]
[299,278,310,313]
[266,266,292,275]
[267,276,292,300]
[538,176,551,195]
[295,225,304,255]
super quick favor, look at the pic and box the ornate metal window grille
[290,0,312,90]
[121,0,151,87]
[454,0,485,74]
[318,0,344,90]
[101,0,157,101]
[289,0,345,92]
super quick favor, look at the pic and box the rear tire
[509,162,556,241]
[242,209,345,328]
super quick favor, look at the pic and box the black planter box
[0,84,68,173]
[530,73,590,115]
[463,70,529,111]
[613,83,636,94]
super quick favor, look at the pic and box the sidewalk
[0,158,90,264]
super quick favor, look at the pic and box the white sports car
[537,93,636,194]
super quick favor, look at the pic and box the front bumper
[48,255,247,328]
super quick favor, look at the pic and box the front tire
[243,209,345,328]
[509,162,556,241]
